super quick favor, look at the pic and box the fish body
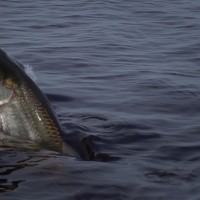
[0,49,79,157]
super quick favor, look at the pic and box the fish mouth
[0,49,65,153]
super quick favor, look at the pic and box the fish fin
[62,141,81,158]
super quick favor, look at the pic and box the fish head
[0,49,26,91]
[0,49,20,105]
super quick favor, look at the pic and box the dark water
[1,0,200,199]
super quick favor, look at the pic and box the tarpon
[0,48,88,159]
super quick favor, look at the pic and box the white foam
[24,64,37,83]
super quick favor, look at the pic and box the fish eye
[3,75,18,89]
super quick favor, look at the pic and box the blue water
[1,0,200,199]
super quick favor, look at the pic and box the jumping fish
[0,48,86,158]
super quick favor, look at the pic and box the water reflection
[0,179,25,193]
[145,169,196,184]
[0,163,36,176]
[0,149,57,193]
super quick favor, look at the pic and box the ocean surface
[0,0,200,199]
